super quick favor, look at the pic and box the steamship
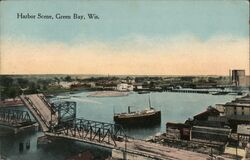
[113,97,161,126]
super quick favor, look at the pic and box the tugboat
[113,97,161,126]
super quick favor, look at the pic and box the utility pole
[0,139,4,160]
[236,144,238,160]
[248,17,250,95]
[124,135,127,160]
[0,139,1,160]
[236,134,239,160]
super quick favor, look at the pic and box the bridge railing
[50,101,76,127]
[51,118,126,146]
[38,94,56,114]
[0,108,32,125]
[24,96,50,128]
[20,94,127,147]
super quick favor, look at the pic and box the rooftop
[193,125,231,132]
[193,106,220,120]
[223,102,250,108]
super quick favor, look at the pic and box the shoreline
[87,91,129,97]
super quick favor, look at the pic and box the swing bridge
[0,94,209,160]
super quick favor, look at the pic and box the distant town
[0,69,249,101]
[0,69,250,159]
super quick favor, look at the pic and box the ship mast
[148,95,152,109]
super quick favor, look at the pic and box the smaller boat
[211,91,228,95]
[114,96,161,126]
[138,91,150,94]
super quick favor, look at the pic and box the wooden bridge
[14,94,208,160]
[20,94,57,132]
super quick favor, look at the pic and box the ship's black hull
[114,111,161,127]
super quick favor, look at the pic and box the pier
[165,88,243,95]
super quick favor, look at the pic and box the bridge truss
[51,118,125,146]
[0,108,33,126]
[51,101,76,124]
[5,94,126,148]
[49,99,125,147]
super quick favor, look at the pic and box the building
[166,122,191,140]
[133,83,143,90]
[58,81,78,89]
[0,98,23,107]
[231,69,247,87]
[237,124,250,147]
[88,82,96,88]
[215,104,226,115]
[223,95,250,130]
[116,83,133,91]
[191,126,231,144]
[192,106,229,128]
[224,95,250,117]
[224,102,250,117]
[193,106,220,121]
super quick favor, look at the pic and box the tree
[17,78,29,88]
[64,75,72,82]
[7,86,19,99]
[0,76,13,87]
[27,82,38,94]
[54,77,60,84]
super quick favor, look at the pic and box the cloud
[0,35,248,75]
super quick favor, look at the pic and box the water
[68,91,235,138]
[0,92,237,159]
[0,130,110,160]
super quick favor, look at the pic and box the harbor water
[0,91,237,159]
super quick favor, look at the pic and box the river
[0,91,237,159]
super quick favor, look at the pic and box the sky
[0,0,249,75]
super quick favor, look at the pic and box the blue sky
[1,0,248,43]
[0,0,249,75]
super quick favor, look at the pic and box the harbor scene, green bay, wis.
[0,0,249,160]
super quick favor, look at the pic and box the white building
[134,83,143,90]
[59,81,78,89]
[237,124,250,136]
[224,96,250,117]
[88,82,96,88]
[117,83,133,91]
